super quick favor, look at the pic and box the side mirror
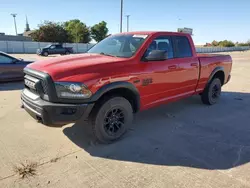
[144,50,168,61]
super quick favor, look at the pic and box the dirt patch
[50,157,60,163]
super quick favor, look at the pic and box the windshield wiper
[99,52,117,57]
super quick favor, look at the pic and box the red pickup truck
[21,31,232,143]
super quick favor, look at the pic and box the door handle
[168,65,177,69]
[190,63,198,67]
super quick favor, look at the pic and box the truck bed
[196,53,232,92]
[197,53,232,64]
[197,53,230,58]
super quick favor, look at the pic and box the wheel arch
[91,81,140,113]
[208,67,225,85]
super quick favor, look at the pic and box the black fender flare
[207,66,225,84]
[91,81,140,112]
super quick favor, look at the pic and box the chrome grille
[24,74,48,95]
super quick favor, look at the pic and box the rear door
[172,36,199,94]
[0,54,24,81]
[55,45,65,54]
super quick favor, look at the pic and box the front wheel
[43,52,49,56]
[89,97,133,144]
[201,78,222,105]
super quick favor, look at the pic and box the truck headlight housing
[55,82,92,99]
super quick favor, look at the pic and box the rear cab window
[173,36,192,58]
[55,45,62,49]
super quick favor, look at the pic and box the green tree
[237,43,249,46]
[90,21,109,42]
[64,19,91,43]
[211,40,219,46]
[218,40,235,47]
[30,21,69,43]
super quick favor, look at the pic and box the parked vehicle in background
[37,44,73,56]
[21,31,232,143]
[0,52,33,82]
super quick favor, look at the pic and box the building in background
[0,33,32,41]
[177,27,193,35]
[0,15,34,41]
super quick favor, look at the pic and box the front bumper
[21,88,94,125]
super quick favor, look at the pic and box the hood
[27,53,125,80]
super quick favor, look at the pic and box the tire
[43,52,49,56]
[89,97,133,144]
[201,78,222,105]
[65,51,70,55]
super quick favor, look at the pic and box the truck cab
[22,31,232,143]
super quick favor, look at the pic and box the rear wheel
[89,97,133,144]
[65,51,70,55]
[201,78,222,105]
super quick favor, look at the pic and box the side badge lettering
[142,78,153,86]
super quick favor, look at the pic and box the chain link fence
[196,46,250,53]
[0,41,95,54]
[0,41,249,54]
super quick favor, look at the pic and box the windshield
[44,45,51,48]
[87,34,148,58]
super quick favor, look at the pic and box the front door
[139,35,182,108]
[48,45,56,54]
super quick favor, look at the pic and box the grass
[13,162,38,179]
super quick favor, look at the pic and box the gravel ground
[0,51,250,188]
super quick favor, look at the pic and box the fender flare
[91,81,140,112]
[207,66,225,84]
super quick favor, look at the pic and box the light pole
[120,0,123,33]
[126,15,130,32]
[11,13,18,35]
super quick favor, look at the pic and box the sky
[0,0,249,45]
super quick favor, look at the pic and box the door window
[145,36,174,59]
[0,55,13,64]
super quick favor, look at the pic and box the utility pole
[120,0,123,33]
[11,13,18,35]
[126,15,130,32]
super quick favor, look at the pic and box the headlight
[55,82,92,99]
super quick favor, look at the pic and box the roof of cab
[113,31,191,36]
